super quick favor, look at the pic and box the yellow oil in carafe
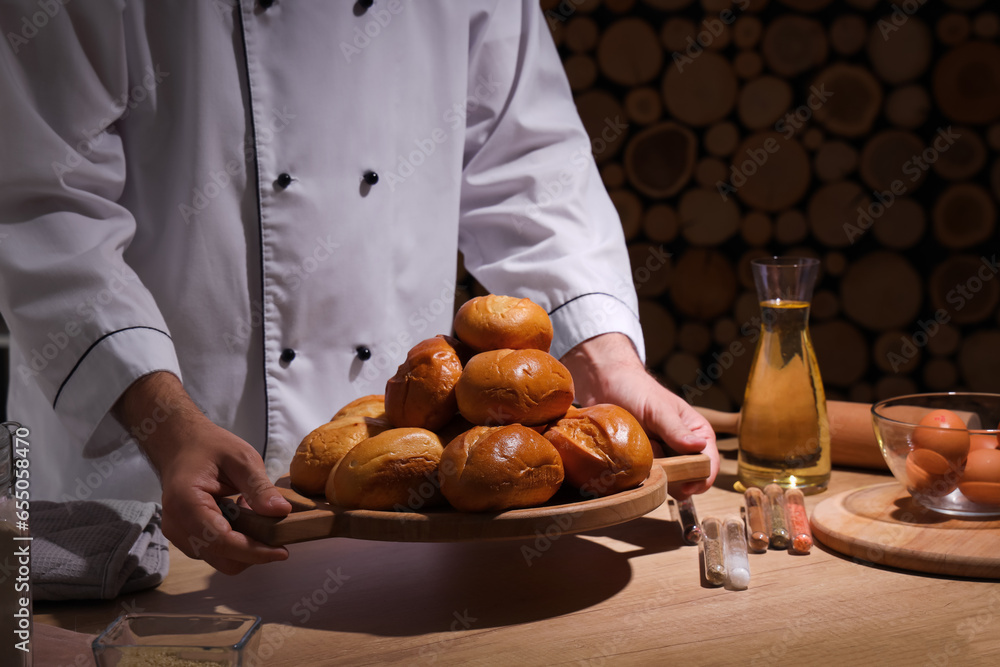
[737,300,830,493]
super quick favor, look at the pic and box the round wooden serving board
[811,482,1000,579]
[224,464,676,547]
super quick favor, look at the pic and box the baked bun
[289,416,391,496]
[544,404,653,497]
[436,413,477,447]
[331,394,386,421]
[453,295,554,353]
[439,424,564,512]
[327,428,445,510]
[385,336,466,432]
[455,349,575,426]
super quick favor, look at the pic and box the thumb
[646,408,706,454]
[226,456,292,517]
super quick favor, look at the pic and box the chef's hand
[113,371,292,574]
[560,333,719,498]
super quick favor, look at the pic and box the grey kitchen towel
[30,499,169,600]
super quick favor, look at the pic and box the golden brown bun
[385,336,465,432]
[327,428,445,510]
[455,349,575,426]
[544,404,653,497]
[439,424,564,512]
[331,394,386,421]
[453,295,554,353]
[289,416,391,496]
[436,413,477,446]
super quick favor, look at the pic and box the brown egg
[912,409,971,463]
[958,449,1000,505]
[905,448,960,497]
[970,432,1000,452]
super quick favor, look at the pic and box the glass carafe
[737,257,830,493]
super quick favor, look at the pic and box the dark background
[507,0,1000,410]
[3,0,999,421]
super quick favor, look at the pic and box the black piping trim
[547,292,640,321]
[236,4,271,463]
[53,326,172,408]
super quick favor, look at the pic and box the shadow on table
[37,512,690,640]
[581,513,688,554]
[112,530,647,636]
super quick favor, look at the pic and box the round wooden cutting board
[811,482,1000,579]
[223,454,709,546]
[225,465,670,547]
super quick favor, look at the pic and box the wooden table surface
[35,446,1000,666]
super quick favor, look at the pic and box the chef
[0,0,718,574]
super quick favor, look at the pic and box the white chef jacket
[0,0,644,503]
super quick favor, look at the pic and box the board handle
[655,454,712,484]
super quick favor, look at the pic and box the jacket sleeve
[457,0,645,362]
[0,2,181,443]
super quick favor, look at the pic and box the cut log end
[933,41,1000,125]
[762,15,829,78]
[932,183,997,249]
[624,122,697,198]
[812,64,883,138]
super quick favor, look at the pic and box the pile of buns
[289,294,653,512]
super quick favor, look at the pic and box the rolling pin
[693,401,889,470]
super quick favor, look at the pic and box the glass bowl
[92,613,262,666]
[872,392,1000,518]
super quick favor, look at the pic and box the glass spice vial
[722,515,751,590]
[700,516,726,587]
[678,498,703,545]
[764,483,790,549]
[785,488,813,554]
[743,486,770,553]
